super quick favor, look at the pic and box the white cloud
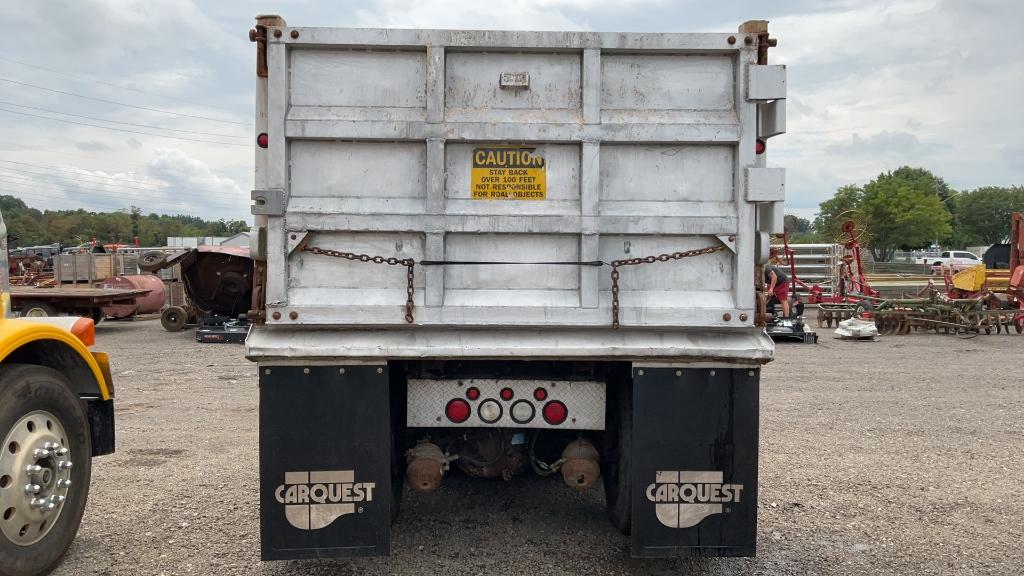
[353,0,665,30]
[2,0,1021,224]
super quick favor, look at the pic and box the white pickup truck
[930,250,983,274]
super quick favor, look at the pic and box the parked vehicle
[245,16,783,560]
[930,250,982,274]
[0,210,115,576]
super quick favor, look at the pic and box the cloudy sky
[1,0,1021,221]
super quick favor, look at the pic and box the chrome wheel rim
[0,410,73,546]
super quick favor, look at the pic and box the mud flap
[631,366,759,558]
[259,364,392,560]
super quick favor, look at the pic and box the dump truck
[0,212,115,576]
[245,16,785,560]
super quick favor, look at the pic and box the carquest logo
[645,471,743,528]
[275,471,376,530]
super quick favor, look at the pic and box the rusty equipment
[140,245,254,334]
[405,442,449,493]
[871,288,1023,335]
[559,438,601,492]
[802,221,880,328]
[902,212,1024,335]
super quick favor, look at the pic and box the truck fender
[0,318,112,400]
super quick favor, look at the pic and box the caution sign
[471,147,547,200]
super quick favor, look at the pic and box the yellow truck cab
[0,210,114,576]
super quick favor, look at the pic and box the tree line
[785,167,1024,261]
[0,196,249,248]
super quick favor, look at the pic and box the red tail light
[755,138,766,154]
[445,399,470,423]
[257,133,269,148]
[533,387,547,401]
[466,387,480,401]
[499,387,514,401]
[542,401,568,425]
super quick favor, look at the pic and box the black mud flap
[260,365,392,560]
[631,366,759,558]
[85,398,115,456]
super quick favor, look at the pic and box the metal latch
[499,72,529,89]
[249,25,268,78]
[251,189,285,216]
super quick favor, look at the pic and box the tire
[602,373,632,535]
[853,300,873,318]
[160,306,187,332]
[89,309,103,325]
[0,365,92,576]
[18,302,57,318]
[138,250,168,273]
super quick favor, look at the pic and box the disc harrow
[868,291,1024,336]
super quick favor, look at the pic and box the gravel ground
[52,320,1023,576]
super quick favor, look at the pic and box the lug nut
[44,442,59,450]
[49,495,65,504]
[56,447,69,456]
[30,498,46,509]
[58,461,73,470]
[24,484,41,494]
[45,502,57,511]
[33,448,51,458]
[25,464,42,475]
[58,479,72,488]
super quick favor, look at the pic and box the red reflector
[542,401,568,425]
[257,133,269,148]
[533,387,547,401]
[755,138,766,154]
[500,387,514,401]
[466,387,480,400]
[445,399,471,423]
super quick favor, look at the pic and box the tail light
[257,133,269,148]
[477,399,502,424]
[542,401,568,425]
[510,400,535,424]
[755,138,766,154]
[445,399,470,423]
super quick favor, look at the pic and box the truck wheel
[0,365,92,576]
[138,250,167,272]
[160,306,187,332]
[90,309,104,325]
[602,375,632,535]
[19,302,57,318]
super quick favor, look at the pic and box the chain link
[306,244,725,328]
[304,246,416,323]
[610,245,726,329]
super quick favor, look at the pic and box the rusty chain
[304,246,416,323]
[305,244,726,327]
[610,245,726,329]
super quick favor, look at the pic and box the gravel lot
[53,320,1023,576]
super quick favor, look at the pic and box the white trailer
[245,15,784,559]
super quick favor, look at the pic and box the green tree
[812,184,864,241]
[953,186,1024,245]
[860,178,952,261]
[0,195,251,247]
[784,214,811,234]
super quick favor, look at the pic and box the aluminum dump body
[246,26,785,361]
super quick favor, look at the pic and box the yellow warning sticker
[470,147,547,200]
